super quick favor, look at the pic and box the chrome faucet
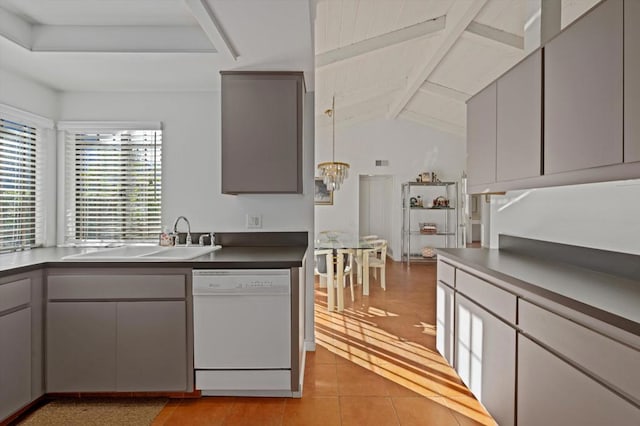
[173,216,191,246]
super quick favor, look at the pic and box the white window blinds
[62,124,162,244]
[0,117,42,251]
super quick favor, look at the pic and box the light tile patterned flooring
[152,260,496,425]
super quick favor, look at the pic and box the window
[0,117,41,251]
[60,122,162,245]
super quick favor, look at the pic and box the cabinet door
[0,308,31,420]
[625,0,640,163]
[116,301,187,391]
[518,335,640,426]
[221,72,303,194]
[456,295,515,426]
[467,82,497,188]
[47,302,117,391]
[497,50,542,181]
[544,0,623,174]
[436,281,455,366]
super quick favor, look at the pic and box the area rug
[19,397,168,426]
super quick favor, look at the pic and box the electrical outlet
[246,214,262,229]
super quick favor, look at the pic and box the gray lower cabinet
[625,0,640,163]
[435,281,454,366]
[0,308,31,420]
[544,0,623,174]
[518,335,640,426]
[116,301,187,391]
[466,82,496,189]
[47,302,117,391]
[0,271,42,422]
[46,271,189,393]
[455,294,515,426]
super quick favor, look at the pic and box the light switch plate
[246,214,262,229]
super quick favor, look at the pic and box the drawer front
[437,259,455,287]
[519,300,640,402]
[456,270,516,324]
[47,275,185,300]
[518,334,640,426]
[0,278,31,312]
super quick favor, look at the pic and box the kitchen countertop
[438,248,640,337]
[0,245,307,277]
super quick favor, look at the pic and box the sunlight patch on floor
[314,287,497,426]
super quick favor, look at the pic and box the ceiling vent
[375,160,389,167]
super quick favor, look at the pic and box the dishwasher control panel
[192,269,290,295]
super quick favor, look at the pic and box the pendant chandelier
[317,96,350,191]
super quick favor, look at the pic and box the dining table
[315,234,375,312]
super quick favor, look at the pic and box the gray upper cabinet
[625,0,640,163]
[496,50,542,181]
[544,0,623,174]
[467,82,497,189]
[221,72,304,194]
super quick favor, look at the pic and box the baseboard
[1,395,46,426]
[45,390,201,399]
[304,340,316,352]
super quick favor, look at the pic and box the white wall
[490,179,640,255]
[58,91,314,233]
[0,68,58,119]
[59,90,316,342]
[314,118,466,260]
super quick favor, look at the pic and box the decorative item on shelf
[432,196,450,208]
[420,172,431,183]
[409,197,418,207]
[317,96,349,191]
[419,223,437,235]
[416,195,423,207]
[421,246,436,258]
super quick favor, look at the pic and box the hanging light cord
[325,96,336,163]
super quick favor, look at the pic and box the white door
[359,175,393,249]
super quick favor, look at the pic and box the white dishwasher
[192,269,292,396]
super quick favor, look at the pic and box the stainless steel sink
[62,245,221,261]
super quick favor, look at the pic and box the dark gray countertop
[0,245,307,277]
[438,248,640,337]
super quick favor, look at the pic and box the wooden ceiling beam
[465,21,524,50]
[184,0,238,60]
[386,0,489,119]
[316,15,445,68]
[419,82,470,103]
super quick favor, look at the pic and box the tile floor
[152,260,496,426]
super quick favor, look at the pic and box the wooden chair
[362,239,388,293]
[314,249,354,311]
[354,235,379,284]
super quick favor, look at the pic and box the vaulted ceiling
[0,0,600,137]
[0,0,314,92]
[314,0,600,136]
